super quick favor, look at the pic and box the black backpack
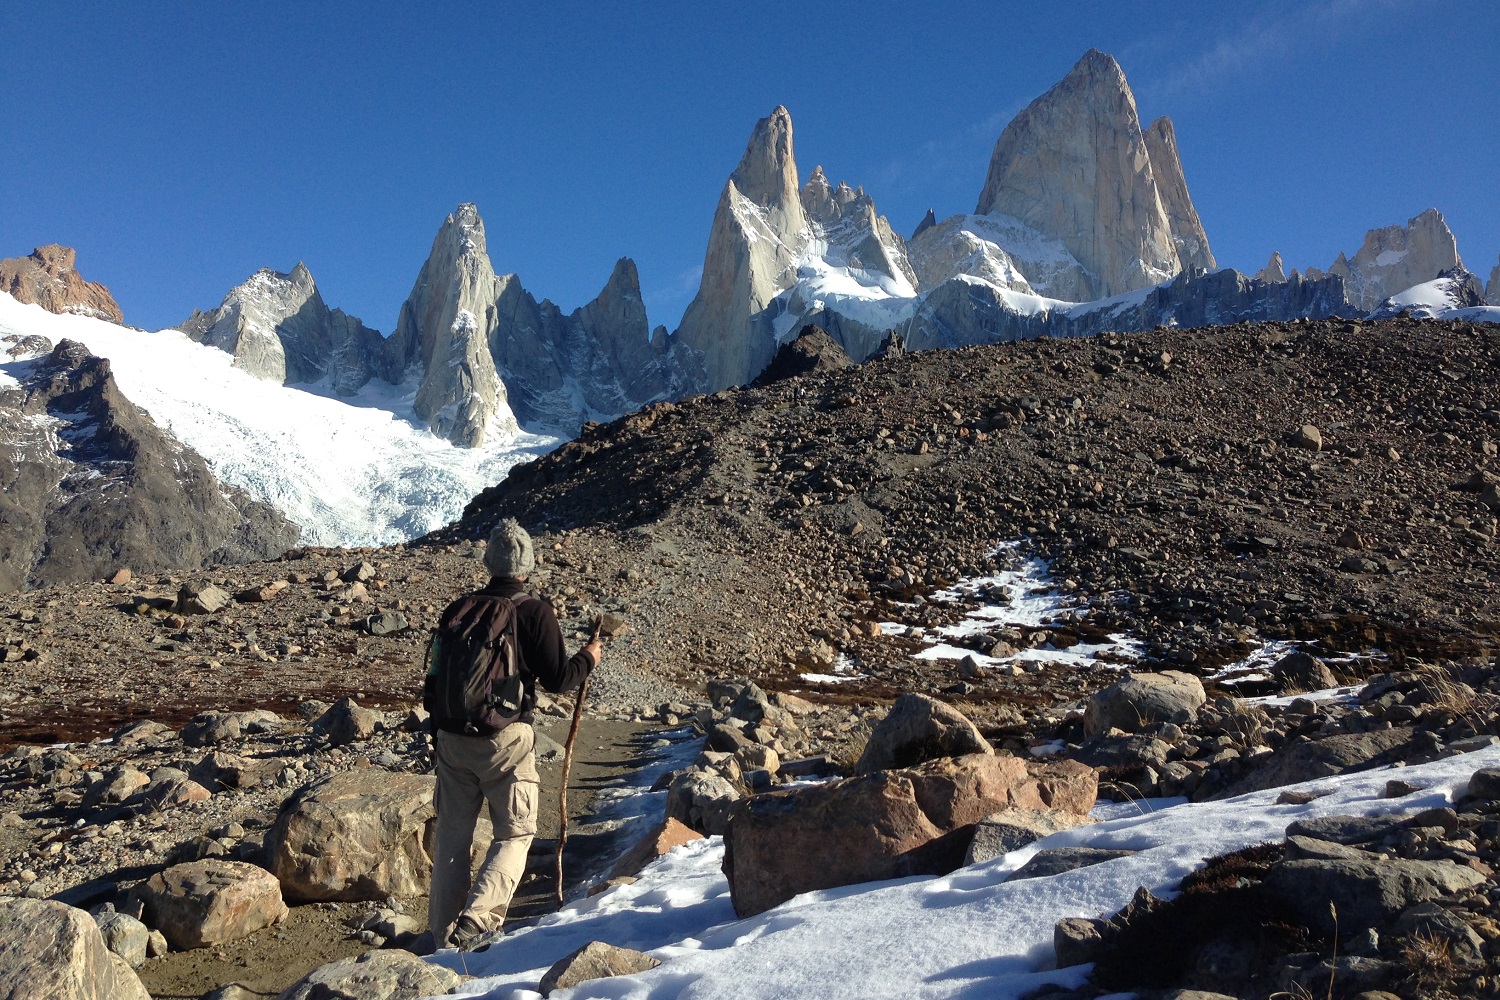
[423,592,534,735]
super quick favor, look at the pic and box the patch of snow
[1374,249,1409,267]
[890,542,1141,672]
[432,740,1500,999]
[0,293,558,546]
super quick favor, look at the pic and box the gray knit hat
[483,518,535,578]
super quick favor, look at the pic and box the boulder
[721,754,1095,917]
[539,941,662,996]
[363,611,408,636]
[1083,671,1206,737]
[84,765,150,807]
[1262,858,1485,932]
[267,770,436,901]
[189,751,263,792]
[313,697,382,746]
[131,860,286,950]
[276,949,464,1000]
[180,709,283,747]
[177,581,231,614]
[0,898,150,999]
[854,693,992,773]
[963,806,1091,865]
[609,818,704,880]
[1292,424,1323,451]
[1392,901,1484,966]
[92,910,149,968]
[1217,728,1416,798]
[664,770,743,836]
[1272,649,1338,693]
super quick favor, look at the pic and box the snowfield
[0,293,557,546]
[429,732,1500,999]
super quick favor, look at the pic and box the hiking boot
[448,915,484,950]
[449,914,505,952]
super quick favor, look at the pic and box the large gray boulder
[855,693,992,773]
[1262,858,1485,932]
[276,949,465,1000]
[92,910,149,968]
[1216,728,1415,798]
[964,806,1092,865]
[0,898,150,1000]
[266,770,436,901]
[1083,670,1206,738]
[131,859,287,950]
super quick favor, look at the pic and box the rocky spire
[1142,116,1215,272]
[674,105,814,391]
[974,49,1181,299]
[731,106,806,235]
[912,209,938,241]
[0,245,124,324]
[1487,256,1500,307]
[391,204,518,447]
[1256,252,1287,284]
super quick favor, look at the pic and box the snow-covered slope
[1369,268,1500,323]
[431,723,1500,999]
[0,293,556,547]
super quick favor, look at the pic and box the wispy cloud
[643,264,703,330]
[1145,0,1411,101]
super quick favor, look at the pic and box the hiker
[426,518,600,950]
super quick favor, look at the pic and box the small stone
[1293,424,1323,451]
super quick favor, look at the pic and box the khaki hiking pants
[429,723,539,945]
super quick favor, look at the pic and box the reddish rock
[0,245,124,324]
[131,860,286,950]
[609,818,704,879]
[722,754,1096,917]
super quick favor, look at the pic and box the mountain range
[2,48,1498,587]
[159,50,1500,446]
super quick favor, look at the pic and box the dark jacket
[477,577,593,702]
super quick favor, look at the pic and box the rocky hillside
[0,246,123,324]
[0,335,299,592]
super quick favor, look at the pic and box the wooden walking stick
[555,617,600,907]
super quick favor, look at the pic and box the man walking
[427,518,599,950]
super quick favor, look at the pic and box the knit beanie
[482,518,535,578]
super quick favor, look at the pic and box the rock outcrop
[178,263,387,393]
[974,50,1184,299]
[1255,251,1287,283]
[1142,116,1216,272]
[0,337,299,591]
[1487,255,1500,306]
[1327,208,1464,311]
[750,324,852,387]
[0,246,124,324]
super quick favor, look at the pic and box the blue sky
[3,1,1496,334]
